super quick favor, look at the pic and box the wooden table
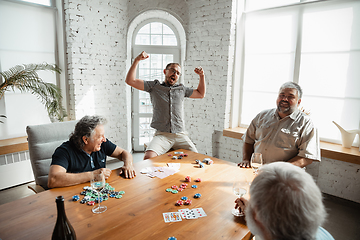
[0,149,254,240]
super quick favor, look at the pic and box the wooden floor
[1,152,359,240]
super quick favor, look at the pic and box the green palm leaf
[0,63,67,121]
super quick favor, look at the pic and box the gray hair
[249,162,326,240]
[69,115,107,149]
[279,82,303,99]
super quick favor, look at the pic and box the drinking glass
[91,172,107,214]
[231,180,247,217]
[250,153,263,174]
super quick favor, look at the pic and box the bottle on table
[52,195,77,240]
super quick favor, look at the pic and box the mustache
[279,100,289,105]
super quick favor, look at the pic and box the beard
[277,101,294,115]
[245,204,266,240]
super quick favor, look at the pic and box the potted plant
[0,63,66,122]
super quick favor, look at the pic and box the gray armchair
[26,120,78,193]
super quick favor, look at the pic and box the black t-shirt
[51,139,116,173]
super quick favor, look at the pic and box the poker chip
[194,193,202,198]
[191,185,197,188]
[184,199,192,205]
[171,190,179,194]
[185,176,191,182]
[180,183,188,188]
[87,201,95,206]
[172,156,178,159]
[177,188,184,192]
[181,196,188,201]
[166,188,172,192]
[115,195,123,199]
[168,237,177,240]
[72,195,80,201]
[175,200,183,206]
[171,185,178,189]
[195,178,202,182]
[118,191,125,194]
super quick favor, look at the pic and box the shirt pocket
[274,128,299,149]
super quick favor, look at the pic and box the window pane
[151,54,162,68]
[163,54,174,64]
[138,23,150,34]
[246,11,296,53]
[301,96,360,144]
[139,117,155,145]
[299,52,360,99]
[139,68,150,81]
[302,3,360,52]
[241,92,277,124]
[151,35,162,45]
[163,24,173,34]
[135,34,150,45]
[243,53,294,91]
[163,35,177,46]
[246,0,300,11]
[139,92,152,114]
[151,22,162,34]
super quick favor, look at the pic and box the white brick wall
[184,0,236,155]
[63,0,131,150]
[63,0,359,203]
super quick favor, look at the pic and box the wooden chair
[26,120,78,193]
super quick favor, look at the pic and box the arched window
[128,13,184,151]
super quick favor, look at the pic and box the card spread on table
[163,212,182,223]
[193,207,207,217]
[178,208,207,220]
[178,208,189,219]
[140,166,179,179]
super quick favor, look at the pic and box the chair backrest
[26,120,78,190]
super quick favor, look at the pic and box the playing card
[178,208,189,219]
[184,209,198,219]
[163,212,182,223]
[193,207,207,218]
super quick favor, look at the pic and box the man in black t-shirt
[48,115,136,188]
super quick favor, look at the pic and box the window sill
[0,137,28,155]
[223,127,360,165]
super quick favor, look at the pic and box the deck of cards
[163,208,207,222]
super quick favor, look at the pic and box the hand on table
[119,164,136,179]
[238,160,250,168]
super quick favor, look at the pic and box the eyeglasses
[167,68,182,76]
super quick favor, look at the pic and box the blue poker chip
[168,237,177,240]
[194,193,202,198]
[72,195,80,201]
[191,185,197,188]
[181,196,188,201]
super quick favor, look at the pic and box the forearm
[243,142,254,161]
[120,150,134,166]
[288,156,313,168]
[125,58,140,85]
[48,171,93,188]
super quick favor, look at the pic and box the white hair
[249,162,326,240]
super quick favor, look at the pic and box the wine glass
[250,153,263,174]
[231,179,247,217]
[91,172,107,214]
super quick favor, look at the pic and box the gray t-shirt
[144,80,193,133]
[245,108,321,163]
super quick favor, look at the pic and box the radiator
[0,151,34,190]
